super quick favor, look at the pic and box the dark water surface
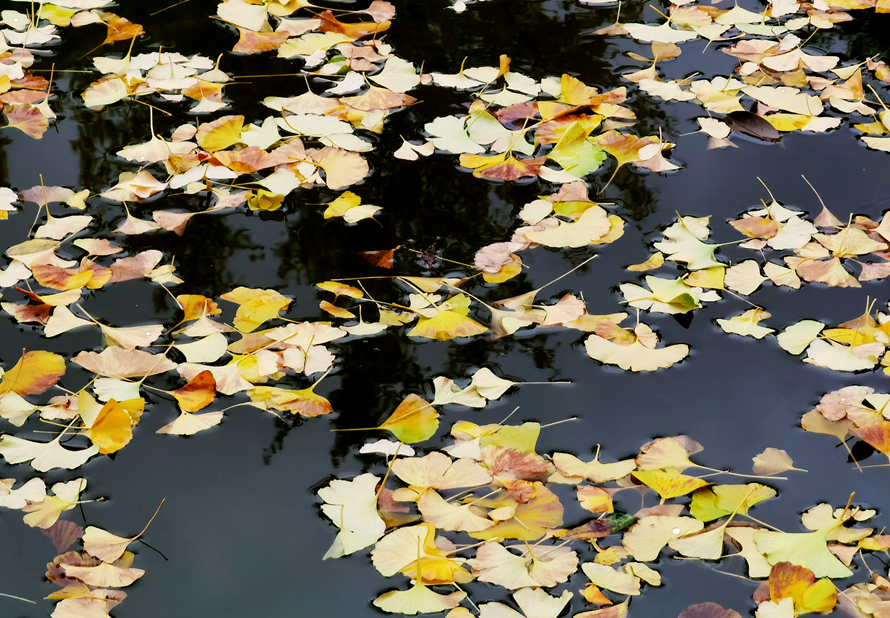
[2,1,890,617]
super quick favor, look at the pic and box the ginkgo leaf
[636,435,702,471]
[756,598,795,618]
[621,276,701,314]
[22,479,85,529]
[62,559,144,588]
[471,542,578,589]
[372,394,439,443]
[468,482,564,542]
[248,384,333,417]
[803,339,878,372]
[319,473,386,537]
[478,588,573,618]
[156,411,224,436]
[754,527,854,578]
[622,515,704,561]
[170,370,216,412]
[72,348,177,379]
[777,321,825,355]
[655,217,723,270]
[0,432,99,472]
[432,376,486,408]
[0,477,45,509]
[417,491,495,532]
[373,581,465,615]
[371,523,473,584]
[752,448,806,476]
[632,468,711,500]
[623,21,699,43]
[585,324,689,372]
[582,562,641,595]
[690,484,777,521]
[679,603,743,618]
[768,562,837,615]
[392,452,492,491]
[717,309,775,339]
[174,332,228,364]
[624,562,661,586]
[0,351,65,397]
[668,522,730,560]
[849,421,890,463]
[407,294,487,340]
[724,261,767,295]
[726,527,773,578]
[577,486,614,513]
[525,208,612,248]
[99,323,162,350]
[84,398,143,454]
[470,542,540,589]
[82,502,163,563]
[425,116,485,154]
[552,448,637,483]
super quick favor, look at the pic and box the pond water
[1,1,889,617]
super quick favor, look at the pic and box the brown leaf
[678,603,743,618]
[41,520,84,554]
[724,111,781,142]
[233,29,289,54]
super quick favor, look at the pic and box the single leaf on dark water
[678,602,743,618]
[725,112,781,143]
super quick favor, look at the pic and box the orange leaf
[0,350,65,396]
[233,29,289,54]
[582,584,614,606]
[85,398,143,454]
[850,421,890,462]
[32,265,94,291]
[101,13,144,44]
[768,562,837,615]
[182,80,225,102]
[360,246,398,268]
[176,295,222,322]
[320,300,355,319]
[171,371,216,412]
[318,10,390,38]
[211,146,276,173]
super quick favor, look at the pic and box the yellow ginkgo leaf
[84,398,143,454]
[379,395,439,443]
[632,468,711,500]
[196,115,245,152]
[220,287,292,333]
[407,294,487,341]
[371,523,473,584]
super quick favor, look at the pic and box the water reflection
[2,1,889,618]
